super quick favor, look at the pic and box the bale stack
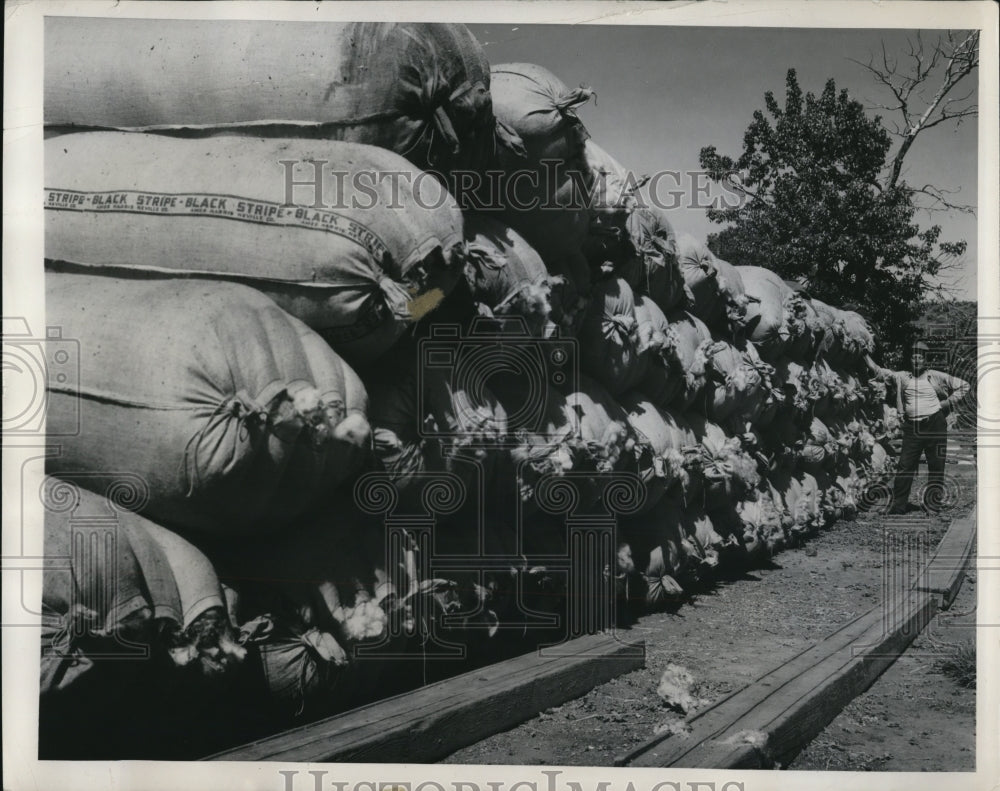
[40,23,901,755]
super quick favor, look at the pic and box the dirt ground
[444,465,977,770]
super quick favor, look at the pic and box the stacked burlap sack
[41,23,902,756]
[41,21,524,756]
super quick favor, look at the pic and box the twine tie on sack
[181,384,286,498]
[397,29,484,164]
[49,603,104,662]
[553,85,596,117]
[606,313,636,342]
[461,242,507,300]
[378,274,418,321]
[494,118,528,158]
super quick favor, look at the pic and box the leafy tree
[699,57,973,363]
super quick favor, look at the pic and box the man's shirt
[902,372,948,419]
[870,365,971,421]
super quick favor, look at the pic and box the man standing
[865,341,970,514]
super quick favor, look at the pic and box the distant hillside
[915,300,977,340]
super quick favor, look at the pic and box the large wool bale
[494,376,634,513]
[653,310,717,411]
[45,133,465,362]
[563,378,636,472]
[675,234,723,323]
[703,335,771,426]
[685,413,760,510]
[217,505,409,719]
[740,266,788,353]
[682,504,726,570]
[45,19,513,177]
[45,273,371,536]
[832,459,864,520]
[583,140,664,296]
[461,213,555,337]
[619,496,706,607]
[580,141,637,216]
[812,300,875,366]
[619,204,688,311]
[633,297,678,407]
[709,257,750,333]
[40,477,240,698]
[579,278,652,396]
[38,478,253,760]
[799,416,838,474]
[807,357,843,417]
[828,366,865,414]
[770,357,812,412]
[770,467,825,539]
[490,63,595,300]
[577,142,645,276]
[672,237,746,333]
[633,294,672,354]
[736,494,787,558]
[868,441,892,477]
[834,309,876,364]
[738,266,812,360]
[740,341,783,427]
[620,393,695,513]
[811,298,845,359]
[827,414,875,462]
[365,359,507,521]
[490,62,593,169]
[785,296,826,361]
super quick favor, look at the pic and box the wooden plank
[914,512,976,609]
[618,505,976,770]
[621,591,937,769]
[615,603,892,766]
[206,633,644,763]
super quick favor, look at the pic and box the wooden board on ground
[619,590,937,769]
[206,633,645,763]
[617,506,978,770]
[914,512,977,609]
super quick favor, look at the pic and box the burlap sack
[462,213,554,337]
[620,392,692,514]
[656,310,718,411]
[617,205,687,312]
[45,272,370,535]
[45,133,465,362]
[737,265,809,360]
[579,278,650,395]
[40,477,229,696]
[489,63,595,301]
[45,18,515,177]
[676,234,741,330]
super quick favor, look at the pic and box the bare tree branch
[854,31,979,190]
[886,31,979,188]
[911,184,977,215]
[919,105,978,132]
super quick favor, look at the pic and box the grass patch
[936,641,976,689]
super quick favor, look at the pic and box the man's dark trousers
[891,411,947,512]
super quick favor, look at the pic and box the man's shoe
[885,506,909,516]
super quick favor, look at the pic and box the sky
[468,25,980,301]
